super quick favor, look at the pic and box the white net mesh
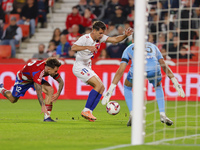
[145,0,200,145]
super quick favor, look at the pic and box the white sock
[83,107,92,113]
[160,112,166,117]
[0,88,6,95]
[44,111,51,119]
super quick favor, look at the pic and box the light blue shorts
[126,70,162,87]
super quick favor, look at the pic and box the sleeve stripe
[53,73,60,80]
[121,58,129,63]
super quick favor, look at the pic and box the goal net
[133,0,200,145]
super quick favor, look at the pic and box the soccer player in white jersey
[71,21,133,122]
[102,41,185,126]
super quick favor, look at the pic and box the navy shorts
[12,76,47,98]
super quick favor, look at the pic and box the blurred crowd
[0,0,200,60]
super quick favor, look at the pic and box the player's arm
[159,58,185,98]
[34,82,49,114]
[51,76,64,102]
[112,63,127,85]
[71,44,97,53]
[102,63,127,105]
[106,27,133,43]
[159,58,174,79]
[56,76,64,95]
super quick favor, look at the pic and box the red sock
[1,89,7,96]
[45,104,52,111]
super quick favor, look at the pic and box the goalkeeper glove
[171,77,185,98]
[102,83,116,105]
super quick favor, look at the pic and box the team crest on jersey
[81,68,90,76]
[86,36,89,38]
[95,43,100,49]
[39,70,44,77]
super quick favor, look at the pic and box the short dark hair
[72,5,78,9]
[92,21,106,31]
[46,58,61,68]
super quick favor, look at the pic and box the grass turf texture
[0,100,199,150]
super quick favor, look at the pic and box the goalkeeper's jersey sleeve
[121,43,134,74]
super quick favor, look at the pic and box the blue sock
[91,93,102,111]
[85,89,99,109]
[155,84,165,113]
[124,85,133,112]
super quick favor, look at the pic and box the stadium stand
[15,0,79,61]
[0,45,11,58]
[0,0,199,64]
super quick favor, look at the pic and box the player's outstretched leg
[155,82,173,126]
[81,89,98,121]
[0,83,5,93]
[124,84,133,126]
[82,76,104,122]
[127,111,133,126]
[160,112,173,126]
[155,83,165,113]
[0,83,19,103]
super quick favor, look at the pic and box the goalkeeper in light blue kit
[102,41,185,126]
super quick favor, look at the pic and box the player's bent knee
[101,85,105,93]
[46,86,54,96]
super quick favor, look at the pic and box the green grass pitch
[0,99,200,150]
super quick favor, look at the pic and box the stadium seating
[18,25,30,38]
[8,14,20,24]
[3,23,30,38]
[0,45,12,58]
[190,46,199,61]
[5,14,20,24]
[3,24,9,30]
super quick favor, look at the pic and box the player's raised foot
[44,117,56,122]
[88,118,95,122]
[160,115,173,126]
[0,83,5,94]
[81,111,96,120]
[127,115,132,126]
[0,83,4,88]
[0,83,4,91]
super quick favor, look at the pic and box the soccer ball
[106,101,120,115]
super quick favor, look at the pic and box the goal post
[131,0,147,145]
[131,0,200,146]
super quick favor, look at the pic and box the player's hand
[124,27,133,37]
[171,77,185,98]
[51,93,60,102]
[102,90,113,105]
[87,46,97,53]
[41,104,49,115]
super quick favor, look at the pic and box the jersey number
[27,61,36,66]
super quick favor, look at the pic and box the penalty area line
[95,144,131,150]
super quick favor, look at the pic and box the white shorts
[72,63,97,83]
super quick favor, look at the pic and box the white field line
[147,134,200,145]
[95,134,200,150]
